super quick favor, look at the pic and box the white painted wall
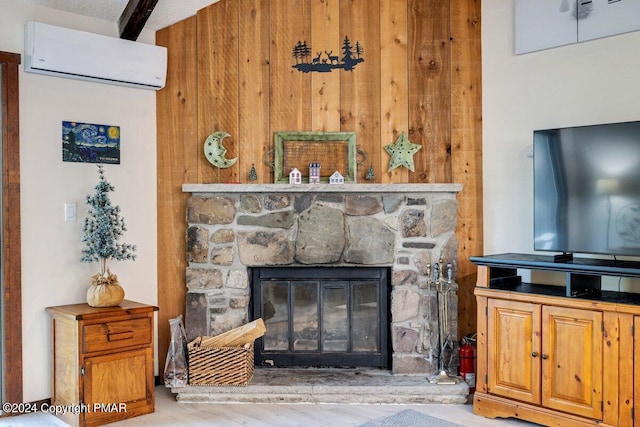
[1,0,158,402]
[482,1,640,289]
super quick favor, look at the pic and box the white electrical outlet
[64,203,76,222]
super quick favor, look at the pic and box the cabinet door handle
[531,352,538,358]
[541,354,548,360]
[107,331,134,341]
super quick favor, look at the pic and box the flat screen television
[534,121,640,257]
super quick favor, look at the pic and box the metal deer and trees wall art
[292,36,364,73]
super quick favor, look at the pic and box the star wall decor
[384,132,422,172]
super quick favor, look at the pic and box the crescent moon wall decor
[204,131,238,169]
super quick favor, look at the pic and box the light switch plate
[64,203,76,222]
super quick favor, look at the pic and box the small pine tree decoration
[81,165,136,288]
[249,163,258,181]
[365,165,375,181]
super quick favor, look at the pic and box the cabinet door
[83,348,154,426]
[487,299,541,404]
[634,316,640,426]
[541,306,602,420]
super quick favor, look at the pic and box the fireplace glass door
[251,267,389,368]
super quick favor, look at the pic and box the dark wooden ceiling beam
[118,0,159,41]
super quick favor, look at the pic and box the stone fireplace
[183,183,461,375]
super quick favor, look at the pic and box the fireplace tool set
[427,258,462,385]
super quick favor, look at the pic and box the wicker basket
[188,343,255,386]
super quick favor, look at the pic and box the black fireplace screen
[250,267,390,368]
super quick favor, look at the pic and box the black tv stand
[469,252,640,300]
[552,252,573,262]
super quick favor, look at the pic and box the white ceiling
[16,0,219,31]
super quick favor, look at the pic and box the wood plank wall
[156,16,198,371]
[156,0,482,373]
[450,0,482,338]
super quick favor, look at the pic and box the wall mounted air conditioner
[24,21,167,90]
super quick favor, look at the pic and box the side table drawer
[83,316,152,354]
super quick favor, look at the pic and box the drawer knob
[531,352,538,358]
[541,354,548,360]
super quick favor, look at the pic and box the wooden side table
[47,300,158,427]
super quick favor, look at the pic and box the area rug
[358,409,465,427]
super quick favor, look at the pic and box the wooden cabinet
[472,253,640,427]
[487,299,602,419]
[47,300,158,427]
[635,316,640,426]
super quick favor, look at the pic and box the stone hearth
[182,183,462,375]
[175,368,468,404]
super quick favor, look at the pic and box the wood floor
[3,387,539,427]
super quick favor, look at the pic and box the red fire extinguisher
[459,334,476,394]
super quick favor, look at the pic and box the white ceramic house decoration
[329,171,344,184]
[289,167,302,184]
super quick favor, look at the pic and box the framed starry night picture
[62,121,121,164]
[273,132,357,183]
